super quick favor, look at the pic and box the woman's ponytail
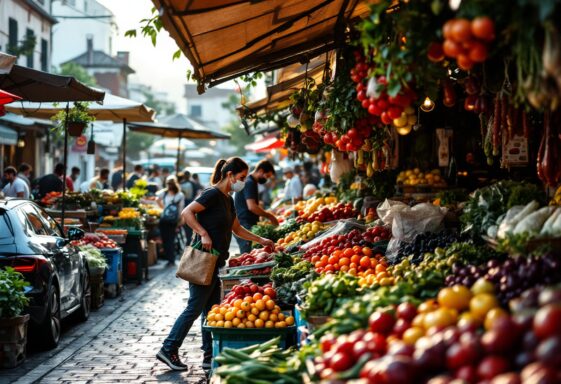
[211,157,249,185]
[211,159,227,185]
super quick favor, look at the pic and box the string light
[420,96,435,112]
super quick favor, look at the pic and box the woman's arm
[232,217,274,248]
[181,202,212,250]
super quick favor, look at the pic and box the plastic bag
[377,199,409,226]
[384,202,448,263]
[330,150,353,184]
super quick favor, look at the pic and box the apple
[369,311,396,335]
[477,356,510,380]
[533,304,561,340]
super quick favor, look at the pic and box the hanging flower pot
[67,122,87,137]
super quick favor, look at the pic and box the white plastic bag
[329,149,353,184]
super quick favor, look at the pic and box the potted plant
[0,267,30,368]
[51,101,95,137]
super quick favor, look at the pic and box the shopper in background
[180,170,196,245]
[191,173,203,196]
[156,176,185,267]
[17,163,32,189]
[70,166,81,190]
[157,157,274,371]
[111,166,123,191]
[161,168,171,187]
[38,163,65,197]
[126,164,144,189]
[89,168,110,190]
[302,173,318,199]
[147,167,163,189]
[282,167,303,202]
[2,166,30,199]
[234,160,279,253]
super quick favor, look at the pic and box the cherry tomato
[451,18,473,42]
[471,16,495,41]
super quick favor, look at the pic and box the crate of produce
[220,276,271,299]
[203,324,296,369]
[101,248,122,285]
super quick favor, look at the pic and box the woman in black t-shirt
[157,157,274,371]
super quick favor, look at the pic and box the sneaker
[156,349,188,371]
[202,355,212,370]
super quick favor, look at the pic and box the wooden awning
[152,0,369,92]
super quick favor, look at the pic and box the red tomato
[427,42,445,62]
[457,54,474,71]
[451,19,473,42]
[471,16,495,41]
[468,41,488,63]
[443,39,462,58]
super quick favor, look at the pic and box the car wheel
[39,284,61,349]
[75,269,91,322]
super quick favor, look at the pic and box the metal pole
[61,103,69,235]
[122,118,127,191]
[176,134,181,177]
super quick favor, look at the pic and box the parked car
[0,198,91,349]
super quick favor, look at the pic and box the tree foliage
[59,62,98,87]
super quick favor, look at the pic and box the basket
[203,323,296,369]
[90,272,105,310]
[219,275,271,299]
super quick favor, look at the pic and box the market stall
[147,1,561,383]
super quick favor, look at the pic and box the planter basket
[89,269,105,310]
[0,314,30,368]
[68,122,86,137]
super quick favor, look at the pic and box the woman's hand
[258,237,275,249]
[201,233,213,251]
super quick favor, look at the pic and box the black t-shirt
[234,175,259,227]
[38,174,63,197]
[195,187,236,267]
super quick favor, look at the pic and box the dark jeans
[159,221,177,263]
[162,273,221,356]
[234,219,255,254]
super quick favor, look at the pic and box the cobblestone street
[3,264,209,384]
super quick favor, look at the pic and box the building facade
[184,84,236,130]
[0,0,56,71]
[51,0,116,68]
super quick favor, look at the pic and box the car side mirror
[67,227,85,241]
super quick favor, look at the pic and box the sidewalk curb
[12,268,171,384]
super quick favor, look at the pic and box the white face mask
[231,179,245,193]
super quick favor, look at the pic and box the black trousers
[159,221,177,263]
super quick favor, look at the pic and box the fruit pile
[301,202,358,223]
[40,191,62,206]
[206,293,294,329]
[222,281,276,305]
[300,274,361,319]
[446,253,561,305]
[71,233,118,249]
[396,168,446,187]
[394,230,464,264]
[322,116,379,153]
[441,16,495,71]
[228,246,274,267]
[303,227,391,262]
[276,221,325,247]
[350,51,418,133]
[118,207,141,219]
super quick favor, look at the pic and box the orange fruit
[262,295,271,302]
[224,311,235,321]
[259,311,269,321]
[219,307,228,315]
[237,323,246,329]
[265,321,274,328]
[254,319,265,328]
[214,313,224,321]
[343,248,354,258]
[216,320,224,327]
[236,310,246,319]
[469,293,499,320]
[253,292,263,301]
[255,300,266,311]
[275,321,287,328]
[362,247,373,257]
[333,250,343,259]
[207,313,216,322]
[232,318,241,327]
[224,321,233,328]
[352,245,362,254]
[251,307,260,316]
[269,313,278,322]
[243,296,253,304]
[245,321,254,328]
[339,257,350,266]
[240,302,251,311]
[278,313,286,321]
[350,255,361,265]
[247,314,257,322]
[233,299,243,309]
[375,264,386,273]
[359,256,371,269]
[285,316,295,326]
[438,285,472,311]
[328,255,338,265]
[265,300,275,311]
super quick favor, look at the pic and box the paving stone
[6,263,210,384]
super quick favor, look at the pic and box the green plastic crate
[204,324,296,369]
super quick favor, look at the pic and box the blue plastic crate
[101,248,122,285]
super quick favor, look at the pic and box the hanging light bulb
[420,96,435,112]
[396,125,413,135]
